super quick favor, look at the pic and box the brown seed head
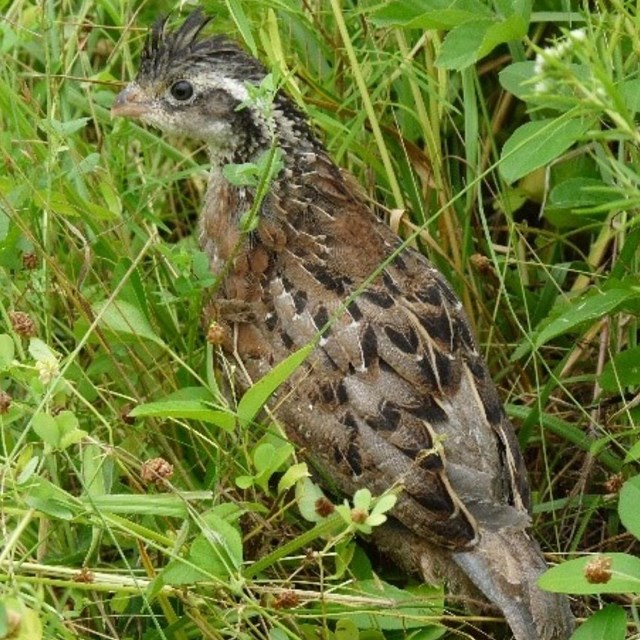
[584,556,612,584]
[0,390,12,415]
[22,252,38,270]
[206,321,226,346]
[9,311,37,337]
[350,507,368,524]
[272,589,300,609]
[140,457,174,487]
[603,473,624,494]
[315,496,335,518]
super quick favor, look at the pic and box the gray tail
[452,528,574,640]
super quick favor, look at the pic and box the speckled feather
[113,10,574,639]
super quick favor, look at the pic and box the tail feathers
[452,529,574,640]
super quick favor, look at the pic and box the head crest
[137,9,255,82]
[141,9,211,67]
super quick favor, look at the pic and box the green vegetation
[1,0,639,638]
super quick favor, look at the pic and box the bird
[111,9,574,639]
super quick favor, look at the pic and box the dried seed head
[22,252,38,270]
[350,507,368,524]
[140,457,174,487]
[206,321,226,346]
[73,567,95,583]
[603,473,624,494]
[470,253,495,277]
[0,390,12,415]
[314,496,335,518]
[272,589,300,609]
[584,556,612,584]
[9,311,37,337]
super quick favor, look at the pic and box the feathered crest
[137,8,257,82]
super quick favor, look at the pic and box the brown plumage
[112,10,574,639]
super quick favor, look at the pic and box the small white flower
[35,358,59,384]
[568,28,587,42]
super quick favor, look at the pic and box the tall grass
[1,1,639,638]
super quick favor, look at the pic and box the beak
[111,84,152,118]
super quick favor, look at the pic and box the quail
[112,10,574,639]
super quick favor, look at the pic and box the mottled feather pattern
[112,10,574,639]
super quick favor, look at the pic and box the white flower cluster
[533,28,588,95]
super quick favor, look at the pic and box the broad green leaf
[599,345,640,392]
[500,117,593,183]
[44,116,89,136]
[436,15,526,70]
[28,338,57,364]
[570,604,626,640]
[369,0,491,29]
[550,177,618,210]
[335,619,359,640]
[514,287,639,359]
[538,553,640,594]
[237,343,314,427]
[499,61,536,100]
[0,333,14,368]
[534,288,637,349]
[277,462,309,495]
[92,299,165,347]
[624,440,640,464]
[619,475,640,540]
[436,19,492,70]
[188,514,243,579]
[32,412,60,447]
[23,477,78,520]
[296,477,330,522]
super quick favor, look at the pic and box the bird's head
[112,9,315,163]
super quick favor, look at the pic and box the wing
[225,155,530,550]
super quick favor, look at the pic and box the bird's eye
[170,80,194,101]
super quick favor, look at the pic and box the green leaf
[369,0,492,29]
[23,477,78,520]
[296,477,330,522]
[32,412,60,447]
[81,493,192,517]
[319,579,444,630]
[619,475,640,540]
[514,286,639,359]
[0,333,14,368]
[277,462,309,495]
[335,619,359,640]
[436,15,527,70]
[436,19,492,70]
[538,553,640,594]
[92,299,165,347]
[82,443,107,499]
[44,116,89,136]
[499,61,536,100]
[28,338,57,363]
[500,117,593,184]
[237,343,314,427]
[130,400,236,431]
[163,514,244,583]
[599,345,640,392]
[570,604,627,640]
[226,0,257,56]
[550,177,618,210]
